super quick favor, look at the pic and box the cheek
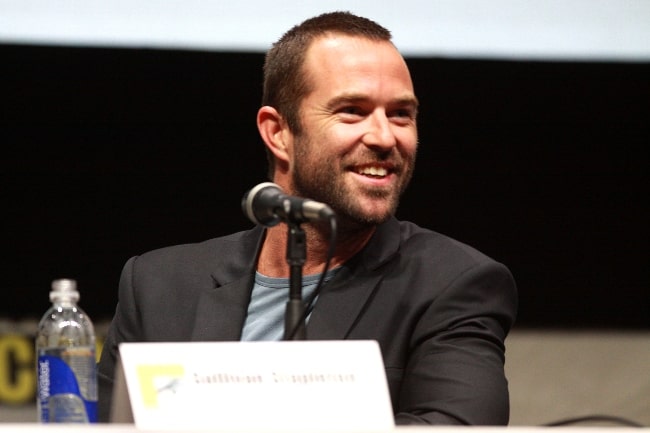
[397,130,418,157]
[323,125,364,153]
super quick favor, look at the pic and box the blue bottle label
[37,348,98,423]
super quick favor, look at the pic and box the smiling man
[98,11,517,425]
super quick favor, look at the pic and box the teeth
[358,166,388,177]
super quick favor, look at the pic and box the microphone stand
[284,221,307,340]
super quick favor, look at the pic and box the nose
[362,110,397,150]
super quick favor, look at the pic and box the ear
[257,106,291,165]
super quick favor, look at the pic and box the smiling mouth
[356,165,389,178]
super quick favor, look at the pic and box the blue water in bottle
[36,279,98,423]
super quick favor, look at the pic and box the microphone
[241,182,335,227]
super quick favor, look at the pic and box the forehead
[302,34,415,99]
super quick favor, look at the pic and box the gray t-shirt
[240,268,339,341]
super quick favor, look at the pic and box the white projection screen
[1,0,649,61]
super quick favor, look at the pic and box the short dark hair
[261,11,393,177]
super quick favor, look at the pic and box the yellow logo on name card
[136,364,185,408]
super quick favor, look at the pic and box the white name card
[112,340,395,432]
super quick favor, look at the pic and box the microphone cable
[284,212,337,341]
[543,414,645,427]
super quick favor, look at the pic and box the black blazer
[98,217,517,425]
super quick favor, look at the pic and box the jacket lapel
[190,225,265,341]
[307,217,401,340]
[190,274,253,341]
[307,269,385,340]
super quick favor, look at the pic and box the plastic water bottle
[36,278,98,423]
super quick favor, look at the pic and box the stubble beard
[291,136,414,235]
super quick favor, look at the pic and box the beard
[291,134,415,232]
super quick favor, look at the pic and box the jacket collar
[191,217,401,341]
[307,216,401,339]
[191,225,265,341]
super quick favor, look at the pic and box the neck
[256,221,375,277]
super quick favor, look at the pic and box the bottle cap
[50,278,80,303]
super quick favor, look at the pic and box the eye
[336,105,367,122]
[389,107,417,124]
[340,106,363,115]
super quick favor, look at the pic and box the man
[98,11,517,425]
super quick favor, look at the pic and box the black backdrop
[2,44,648,328]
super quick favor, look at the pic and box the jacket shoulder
[397,220,495,266]
[130,227,261,278]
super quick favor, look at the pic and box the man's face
[288,35,419,228]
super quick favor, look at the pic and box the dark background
[2,44,648,328]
